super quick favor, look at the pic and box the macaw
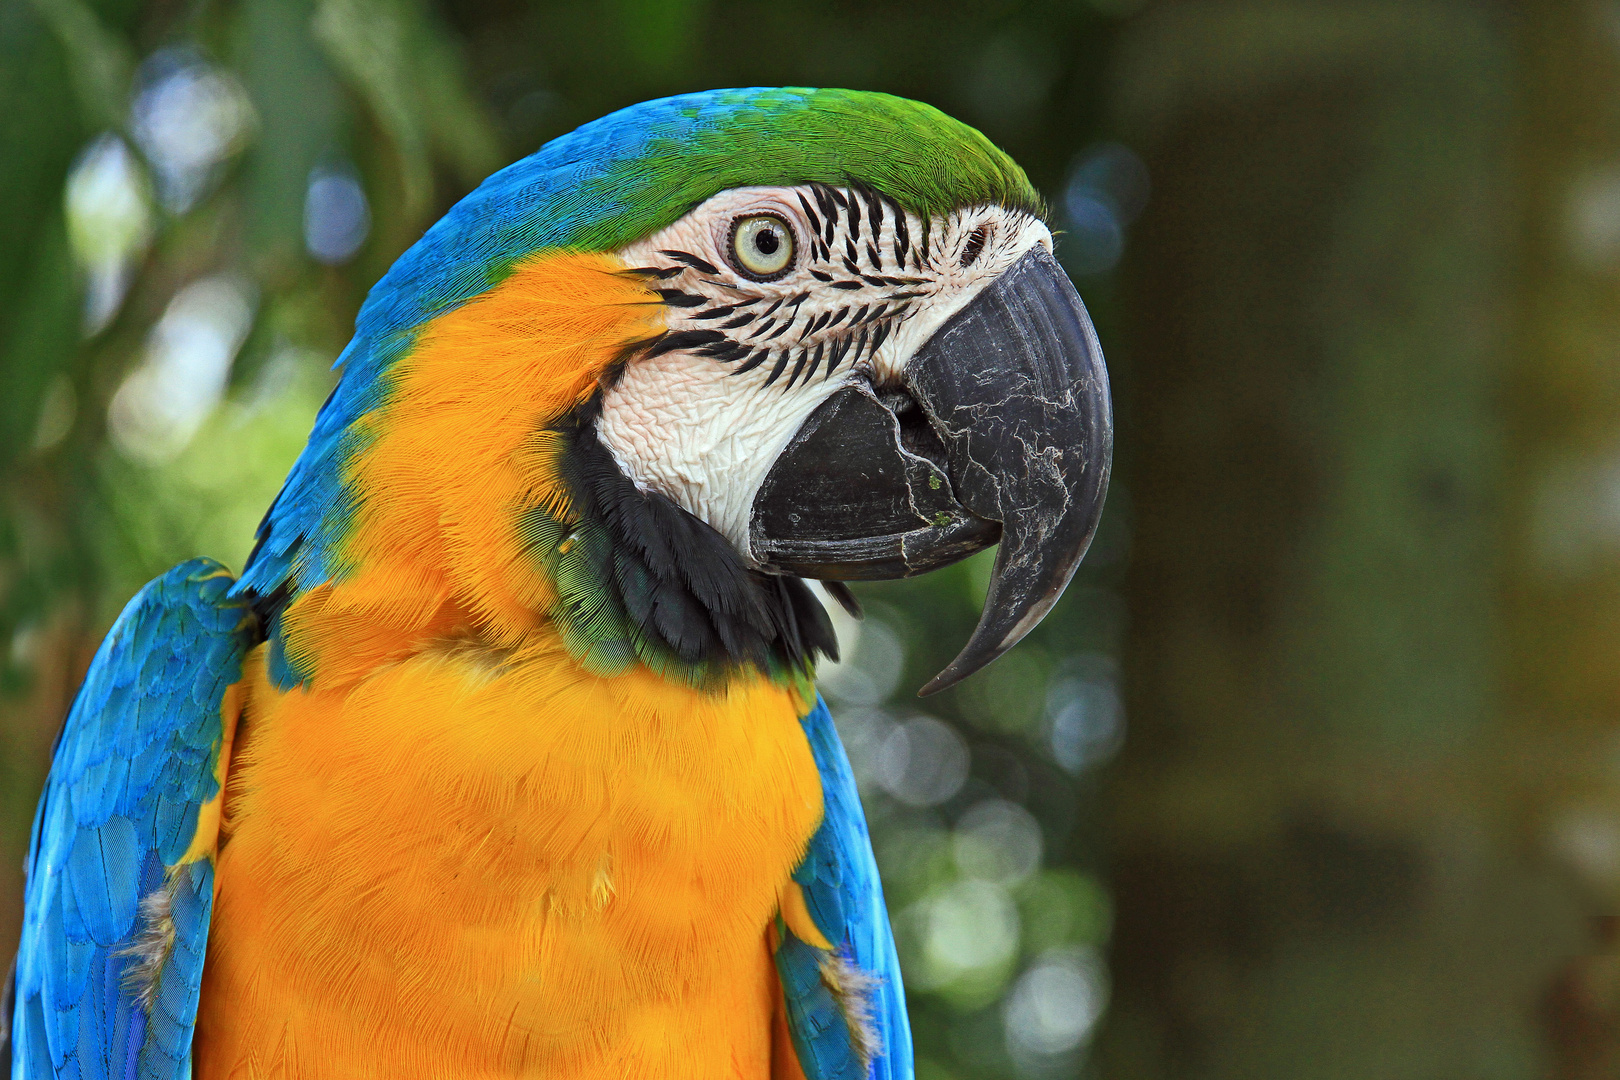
[4,87,1110,1080]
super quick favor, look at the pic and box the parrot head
[240,88,1111,695]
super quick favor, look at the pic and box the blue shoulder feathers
[779,697,913,1080]
[7,559,256,1080]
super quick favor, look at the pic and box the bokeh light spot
[905,878,1022,998]
[65,134,154,334]
[131,47,255,213]
[821,617,904,706]
[1003,947,1108,1061]
[876,716,970,807]
[955,799,1043,886]
[1061,142,1149,276]
[959,649,1051,735]
[1046,656,1125,773]
[305,165,371,265]
[109,276,256,464]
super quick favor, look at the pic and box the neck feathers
[535,399,837,686]
[243,249,834,691]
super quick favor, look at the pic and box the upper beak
[751,244,1113,695]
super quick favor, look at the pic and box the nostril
[877,387,920,418]
[962,224,990,267]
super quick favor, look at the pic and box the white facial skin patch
[599,184,1052,563]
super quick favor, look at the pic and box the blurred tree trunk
[1510,2,1620,1077]
[1099,2,1620,1076]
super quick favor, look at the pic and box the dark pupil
[754,227,780,256]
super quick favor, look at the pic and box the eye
[729,214,796,279]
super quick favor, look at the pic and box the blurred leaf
[0,213,80,464]
[24,0,132,131]
[410,17,501,185]
[312,0,498,220]
[0,0,88,463]
[313,0,432,217]
[235,0,346,275]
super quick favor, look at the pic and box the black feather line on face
[632,184,942,396]
[812,184,837,219]
[702,341,751,362]
[888,195,910,260]
[659,249,720,274]
[554,400,835,677]
[869,321,892,356]
[799,341,826,386]
[597,334,664,389]
[762,349,795,388]
[626,265,685,280]
[648,329,725,357]
[797,191,822,237]
[864,192,884,253]
[784,347,813,390]
[731,348,771,376]
[826,336,851,375]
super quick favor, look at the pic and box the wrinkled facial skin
[597,185,1052,557]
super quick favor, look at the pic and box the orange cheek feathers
[278,251,666,685]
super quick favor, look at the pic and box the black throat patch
[528,397,843,686]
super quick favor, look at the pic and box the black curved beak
[750,244,1113,695]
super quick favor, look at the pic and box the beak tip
[915,639,1000,698]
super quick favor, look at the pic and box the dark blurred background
[5,0,1619,1077]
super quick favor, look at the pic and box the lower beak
[750,244,1113,695]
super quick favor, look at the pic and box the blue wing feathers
[778,697,914,1080]
[778,933,866,1080]
[9,559,256,1080]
